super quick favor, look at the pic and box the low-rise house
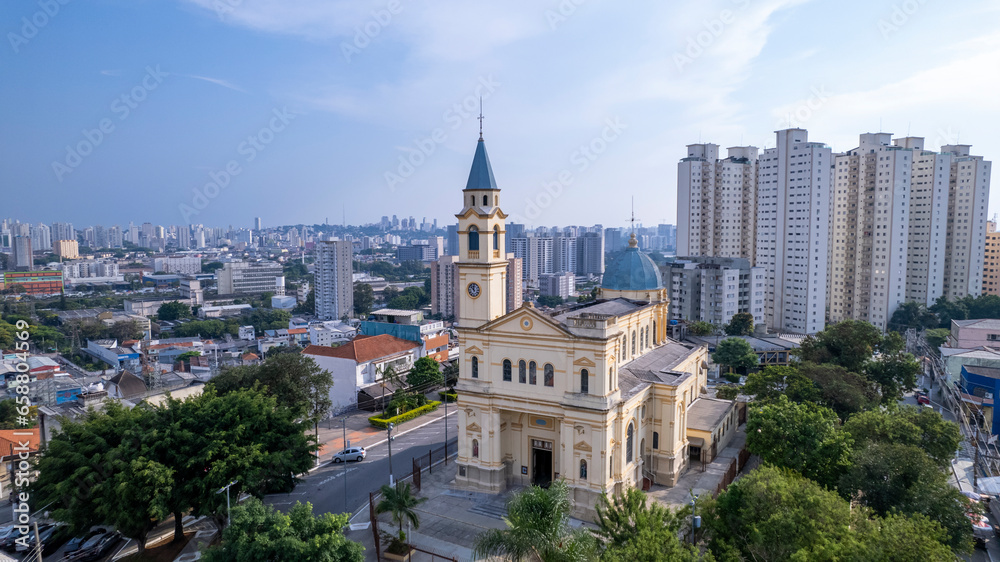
[686,397,740,465]
[949,319,1000,349]
[302,334,421,413]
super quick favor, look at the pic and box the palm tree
[473,480,597,562]
[376,482,426,544]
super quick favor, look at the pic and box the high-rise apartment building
[755,129,831,334]
[153,256,201,275]
[552,235,577,274]
[677,144,758,262]
[315,240,354,321]
[665,257,764,328]
[216,261,283,295]
[12,236,33,270]
[430,255,459,319]
[54,239,79,260]
[506,254,523,312]
[576,231,605,275]
[30,223,51,252]
[510,236,553,284]
[829,133,912,331]
[903,137,952,306]
[985,220,1000,296]
[51,222,74,244]
[108,226,123,248]
[942,144,992,300]
[176,226,192,250]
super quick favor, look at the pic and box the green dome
[601,234,662,291]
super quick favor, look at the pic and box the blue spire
[465,139,498,191]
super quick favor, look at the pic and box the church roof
[618,340,698,399]
[464,139,498,191]
[601,234,663,291]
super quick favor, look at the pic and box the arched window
[494,195,498,206]
[482,195,488,206]
[580,369,589,394]
[519,360,526,383]
[544,363,554,387]
[502,359,512,382]
[646,326,651,348]
[472,439,479,458]
[580,460,588,480]
[493,225,500,250]
[626,422,634,463]
[468,226,479,251]
[653,321,657,344]
[640,328,644,349]
[529,361,537,385]
[470,195,474,206]
[471,356,479,378]
[653,431,659,449]
[609,367,613,390]
[631,331,636,355]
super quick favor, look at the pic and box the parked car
[15,523,55,552]
[0,525,24,550]
[332,446,366,463]
[73,531,121,561]
[916,393,931,405]
[64,528,108,556]
[42,524,72,556]
[0,527,17,551]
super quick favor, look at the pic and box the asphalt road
[265,413,458,519]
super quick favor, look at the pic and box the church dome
[601,233,663,291]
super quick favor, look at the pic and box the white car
[332,447,366,463]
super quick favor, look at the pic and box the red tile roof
[0,428,40,459]
[303,335,419,364]
[288,328,308,335]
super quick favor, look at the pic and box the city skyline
[4,1,1000,227]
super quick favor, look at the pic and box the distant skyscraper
[255,217,262,231]
[176,225,192,250]
[985,220,1000,296]
[51,222,74,243]
[430,255,459,319]
[30,223,51,252]
[576,231,605,275]
[12,236,32,270]
[315,240,354,320]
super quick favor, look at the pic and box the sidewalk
[647,429,750,508]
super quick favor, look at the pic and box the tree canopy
[203,497,364,562]
[353,282,375,317]
[711,338,758,375]
[406,356,443,389]
[595,488,707,562]
[209,353,334,420]
[157,300,192,321]
[723,312,755,336]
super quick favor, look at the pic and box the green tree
[687,321,715,336]
[863,352,921,404]
[294,288,315,314]
[854,512,956,562]
[537,295,565,308]
[354,282,375,317]
[714,385,740,401]
[888,301,939,332]
[407,356,443,389]
[925,328,950,349]
[595,488,705,562]
[745,396,852,488]
[202,497,364,562]
[203,261,224,273]
[109,318,144,341]
[742,365,819,404]
[210,353,333,420]
[376,482,427,553]
[723,312,755,336]
[798,319,886,372]
[842,406,960,470]
[798,362,879,419]
[157,300,192,321]
[930,295,968,328]
[711,337,758,375]
[442,361,459,388]
[474,481,598,562]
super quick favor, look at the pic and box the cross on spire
[478,97,484,141]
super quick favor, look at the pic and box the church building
[453,133,731,516]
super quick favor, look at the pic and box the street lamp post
[343,417,349,512]
[387,422,395,486]
[216,480,238,529]
[444,390,448,464]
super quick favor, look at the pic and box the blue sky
[2,0,999,229]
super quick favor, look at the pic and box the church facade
[453,135,718,516]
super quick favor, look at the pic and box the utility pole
[216,480,238,529]
[387,422,395,486]
[33,521,41,562]
[444,390,448,465]
[974,423,981,488]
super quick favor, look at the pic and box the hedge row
[369,401,441,429]
[438,391,457,403]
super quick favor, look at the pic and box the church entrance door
[531,439,553,487]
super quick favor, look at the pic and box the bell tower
[456,133,508,328]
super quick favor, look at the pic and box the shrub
[369,401,441,429]
[438,391,457,403]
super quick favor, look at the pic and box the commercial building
[153,256,201,275]
[216,261,283,295]
[54,239,79,260]
[315,240,354,321]
[2,271,62,295]
[664,257,764,329]
[397,241,438,262]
